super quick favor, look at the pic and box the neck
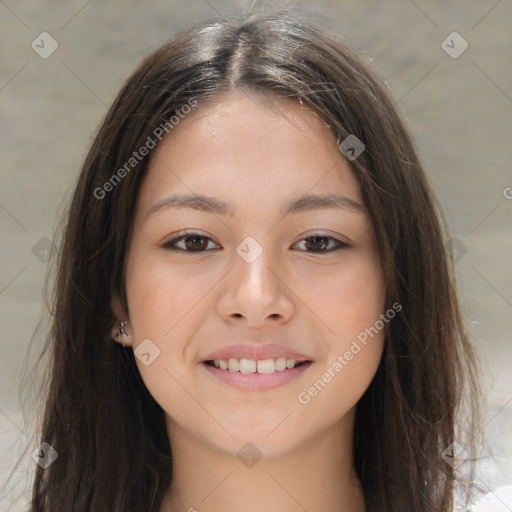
[160,410,366,512]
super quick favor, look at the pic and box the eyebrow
[146,192,366,218]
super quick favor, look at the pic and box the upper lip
[202,343,312,363]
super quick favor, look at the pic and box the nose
[216,246,295,328]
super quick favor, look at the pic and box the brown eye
[293,235,349,253]
[183,235,209,251]
[162,232,220,252]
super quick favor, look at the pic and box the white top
[468,486,512,511]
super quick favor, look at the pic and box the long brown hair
[25,11,482,512]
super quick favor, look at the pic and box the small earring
[118,320,128,338]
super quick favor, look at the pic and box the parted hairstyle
[25,11,482,512]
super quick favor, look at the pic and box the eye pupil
[306,236,329,251]
[185,235,208,251]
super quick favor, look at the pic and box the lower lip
[201,361,313,391]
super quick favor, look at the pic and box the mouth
[201,357,313,391]
[204,357,309,373]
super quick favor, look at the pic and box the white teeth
[211,357,304,374]
[239,358,257,373]
[256,358,275,374]
[275,357,287,371]
[228,358,239,372]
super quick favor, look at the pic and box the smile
[202,358,313,391]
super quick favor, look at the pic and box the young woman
[27,12,483,512]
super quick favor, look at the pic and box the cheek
[297,337,383,433]
[296,267,386,421]
[125,253,216,341]
[295,249,385,402]
[124,254,218,425]
[302,251,386,340]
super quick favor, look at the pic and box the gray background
[1,0,511,510]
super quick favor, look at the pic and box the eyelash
[161,230,350,254]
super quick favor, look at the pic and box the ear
[110,294,132,347]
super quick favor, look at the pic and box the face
[117,91,386,458]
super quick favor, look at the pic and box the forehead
[139,91,363,214]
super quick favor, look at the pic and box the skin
[112,91,386,512]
